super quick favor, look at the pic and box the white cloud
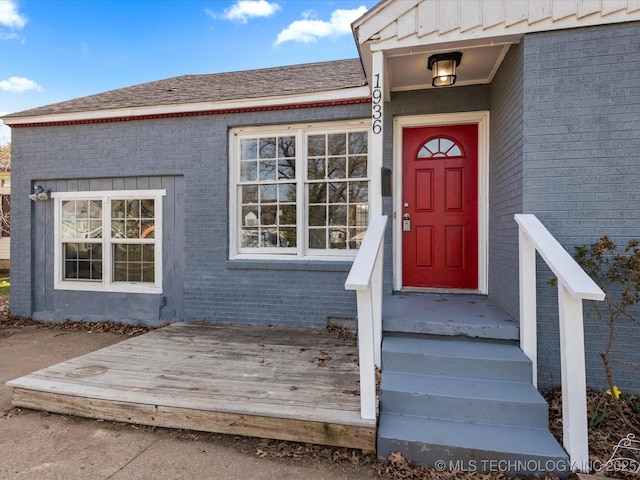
[0,76,42,93]
[275,6,367,45]
[207,0,280,24]
[0,0,27,29]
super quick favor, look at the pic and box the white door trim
[392,111,489,293]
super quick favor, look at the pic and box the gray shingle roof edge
[4,58,368,120]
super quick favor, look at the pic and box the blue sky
[0,0,377,143]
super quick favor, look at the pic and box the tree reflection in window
[240,135,297,249]
[307,131,368,250]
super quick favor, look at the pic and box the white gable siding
[356,0,640,49]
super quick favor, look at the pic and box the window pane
[125,220,140,238]
[328,133,346,155]
[349,156,367,178]
[242,228,259,247]
[278,136,295,158]
[328,157,346,179]
[329,182,348,203]
[349,228,366,249]
[308,229,326,249]
[259,160,277,181]
[113,244,154,283]
[242,206,259,226]
[260,184,277,202]
[112,220,125,238]
[260,205,277,225]
[278,184,296,202]
[307,135,325,156]
[241,139,257,160]
[278,159,295,180]
[241,161,257,181]
[349,182,368,203]
[329,228,347,249]
[349,204,369,227]
[141,221,155,239]
[259,138,276,158]
[309,205,326,227]
[280,227,296,247]
[242,185,258,203]
[349,132,367,154]
[307,158,324,180]
[308,184,326,204]
[279,205,296,225]
[329,205,347,226]
[111,199,125,218]
[261,228,280,247]
[63,243,102,281]
[141,199,155,218]
[62,200,103,239]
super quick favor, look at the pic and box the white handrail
[515,214,605,472]
[345,215,387,421]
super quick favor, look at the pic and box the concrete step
[382,335,532,382]
[382,293,519,340]
[378,414,569,477]
[380,371,549,428]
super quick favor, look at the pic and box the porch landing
[6,323,375,451]
[383,293,519,340]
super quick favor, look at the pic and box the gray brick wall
[522,22,640,392]
[11,103,371,328]
[488,42,525,319]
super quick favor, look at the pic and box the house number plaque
[372,73,382,135]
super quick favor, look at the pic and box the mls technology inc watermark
[432,433,639,475]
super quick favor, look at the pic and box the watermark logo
[597,433,640,475]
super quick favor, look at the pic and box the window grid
[239,136,297,250]
[306,132,369,250]
[54,191,163,292]
[417,137,463,158]
[234,126,370,258]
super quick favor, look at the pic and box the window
[231,122,370,259]
[417,137,463,158]
[53,190,165,293]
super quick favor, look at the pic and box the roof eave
[2,86,371,127]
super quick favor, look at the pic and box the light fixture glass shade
[432,59,456,86]
[427,52,463,87]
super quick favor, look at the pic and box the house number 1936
[372,74,382,135]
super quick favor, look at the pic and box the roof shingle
[6,58,366,118]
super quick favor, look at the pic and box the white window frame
[229,119,371,261]
[52,189,166,294]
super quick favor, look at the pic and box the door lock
[403,213,411,232]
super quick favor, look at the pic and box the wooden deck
[6,323,375,451]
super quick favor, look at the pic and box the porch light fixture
[427,52,463,87]
[29,184,51,201]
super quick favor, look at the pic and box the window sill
[226,259,352,273]
[54,281,163,294]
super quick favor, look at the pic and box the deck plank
[7,323,375,451]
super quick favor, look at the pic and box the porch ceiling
[353,0,640,94]
[384,41,512,91]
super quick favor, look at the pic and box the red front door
[402,124,478,289]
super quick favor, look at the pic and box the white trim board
[392,111,490,294]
